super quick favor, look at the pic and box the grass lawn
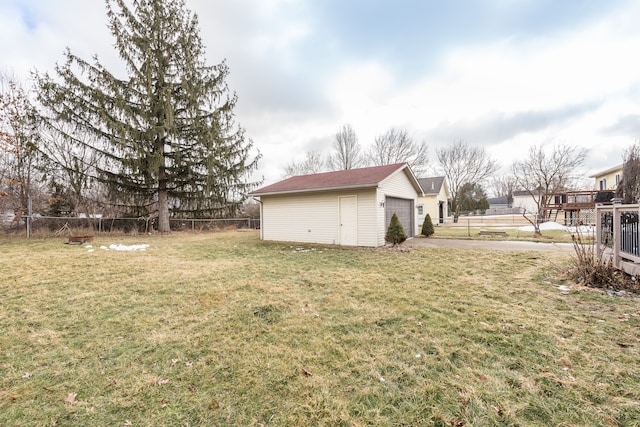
[432,225,588,243]
[0,231,638,426]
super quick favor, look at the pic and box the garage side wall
[260,189,378,246]
[376,171,420,246]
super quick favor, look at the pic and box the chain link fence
[2,214,260,236]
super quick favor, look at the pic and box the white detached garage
[250,163,422,247]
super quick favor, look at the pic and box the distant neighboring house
[250,163,422,247]
[416,177,449,229]
[488,197,509,209]
[486,196,519,215]
[512,190,539,215]
[590,164,623,191]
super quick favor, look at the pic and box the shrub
[385,213,407,245]
[567,232,639,293]
[421,213,435,237]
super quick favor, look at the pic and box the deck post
[612,201,621,268]
[596,206,602,249]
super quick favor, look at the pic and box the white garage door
[385,197,414,238]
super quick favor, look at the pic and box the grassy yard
[0,231,638,426]
[431,225,588,243]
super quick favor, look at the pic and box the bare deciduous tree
[512,143,587,235]
[619,141,640,203]
[0,73,43,216]
[39,123,104,216]
[366,128,429,176]
[436,140,499,222]
[489,174,518,202]
[283,150,325,177]
[327,124,362,171]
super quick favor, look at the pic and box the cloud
[601,115,640,138]
[3,0,640,185]
[426,103,602,146]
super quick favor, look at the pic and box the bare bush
[567,232,639,293]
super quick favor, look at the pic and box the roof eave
[250,183,380,197]
[589,164,624,178]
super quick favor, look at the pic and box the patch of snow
[108,243,149,251]
[518,222,565,232]
[518,222,595,234]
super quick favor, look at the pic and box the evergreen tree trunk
[158,168,170,233]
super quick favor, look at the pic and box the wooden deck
[545,190,615,211]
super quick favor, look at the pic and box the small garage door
[385,197,414,238]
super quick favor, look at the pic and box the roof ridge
[250,163,409,195]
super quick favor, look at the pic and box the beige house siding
[417,192,446,233]
[591,166,623,191]
[260,189,378,246]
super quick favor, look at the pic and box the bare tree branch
[436,140,499,222]
[283,150,325,177]
[489,174,518,202]
[511,142,587,235]
[366,128,429,176]
[327,124,362,170]
[620,141,640,203]
[0,72,44,214]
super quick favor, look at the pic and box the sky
[1,0,640,188]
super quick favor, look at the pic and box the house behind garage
[416,176,449,228]
[250,163,422,247]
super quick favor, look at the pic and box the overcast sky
[2,0,640,186]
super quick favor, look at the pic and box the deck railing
[595,203,640,275]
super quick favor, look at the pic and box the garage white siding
[375,170,419,245]
[261,189,378,246]
[252,163,421,247]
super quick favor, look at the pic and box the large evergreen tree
[36,0,260,232]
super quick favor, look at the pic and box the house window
[599,179,607,190]
[615,174,621,186]
[417,205,424,216]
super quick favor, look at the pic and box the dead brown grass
[0,231,638,426]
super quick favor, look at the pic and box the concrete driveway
[405,237,575,253]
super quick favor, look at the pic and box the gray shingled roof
[417,176,445,195]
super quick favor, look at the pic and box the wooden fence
[596,203,640,276]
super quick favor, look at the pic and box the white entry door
[339,196,358,246]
